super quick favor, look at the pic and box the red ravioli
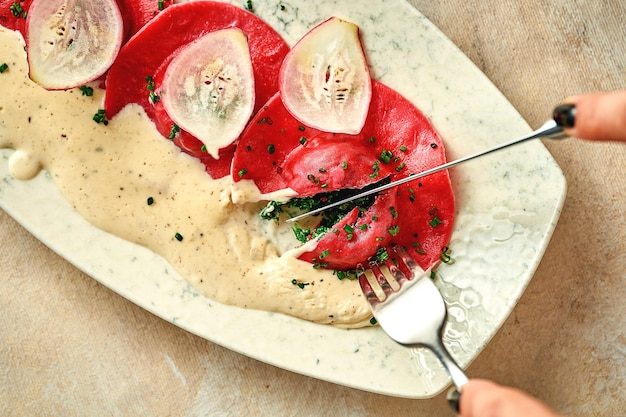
[233,80,455,271]
[0,0,32,36]
[104,1,289,178]
[0,0,170,42]
[115,0,174,41]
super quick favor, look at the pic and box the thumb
[459,379,563,417]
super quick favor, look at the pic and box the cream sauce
[0,28,371,327]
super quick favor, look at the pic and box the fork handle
[423,338,468,412]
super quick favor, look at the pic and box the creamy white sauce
[0,28,371,327]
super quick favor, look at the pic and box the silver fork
[358,245,468,411]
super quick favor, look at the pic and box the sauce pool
[0,28,371,327]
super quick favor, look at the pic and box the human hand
[554,90,626,142]
[458,379,565,417]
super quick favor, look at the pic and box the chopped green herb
[174,232,183,241]
[399,145,407,152]
[168,123,180,139]
[341,161,348,169]
[244,0,253,11]
[319,249,330,259]
[201,144,207,153]
[298,125,306,132]
[78,85,93,96]
[372,216,379,221]
[430,142,438,149]
[292,224,311,242]
[291,278,310,289]
[375,237,385,241]
[388,225,400,236]
[343,224,354,240]
[395,162,406,172]
[429,217,442,227]
[369,136,376,143]
[430,270,437,280]
[267,144,275,154]
[440,246,454,264]
[280,4,286,10]
[334,270,358,280]
[238,168,248,178]
[260,201,283,221]
[372,247,389,263]
[318,167,327,173]
[369,317,377,325]
[147,197,155,206]
[390,206,398,218]
[379,150,393,163]
[299,136,307,145]
[158,0,165,11]
[358,224,368,231]
[0,63,8,73]
[369,160,380,178]
[10,2,25,18]
[92,109,108,125]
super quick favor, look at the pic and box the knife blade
[286,117,569,223]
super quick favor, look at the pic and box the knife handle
[553,104,576,128]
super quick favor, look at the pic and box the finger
[562,90,626,143]
[459,379,563,417]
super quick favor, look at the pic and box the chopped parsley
[92,109,108,125]
[147,197,155,206]
[168,123,180,139]
[372,247,389,263]
[10,2,26,18]
[146,75,160,104]
[174,232,183,241]
[0,63,8,73]
[237,168,248,178]
[388,225,400,236]
[334,270,358,280]
[291,279,310,289]
[379,149,393,163]
[267,144,275,154]
[79,85,93,96]
[292,224,310,243]
[244,0,253,11]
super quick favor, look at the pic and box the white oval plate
[0,0,566,398]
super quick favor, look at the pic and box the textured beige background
[1,1,625,416]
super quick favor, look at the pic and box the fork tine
[369,261,395,299]
[385,256,409,287]
[357,264,380,305]
[392,245,421,278]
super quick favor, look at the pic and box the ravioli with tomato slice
[104,1,289,178]
[232,80,455,272]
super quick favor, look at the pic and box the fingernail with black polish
[553,104,576,128]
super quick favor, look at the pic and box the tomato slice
[25,0,124,90]
[104,1,289,178]
[279,17,371,135]
[233,80,455,271]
